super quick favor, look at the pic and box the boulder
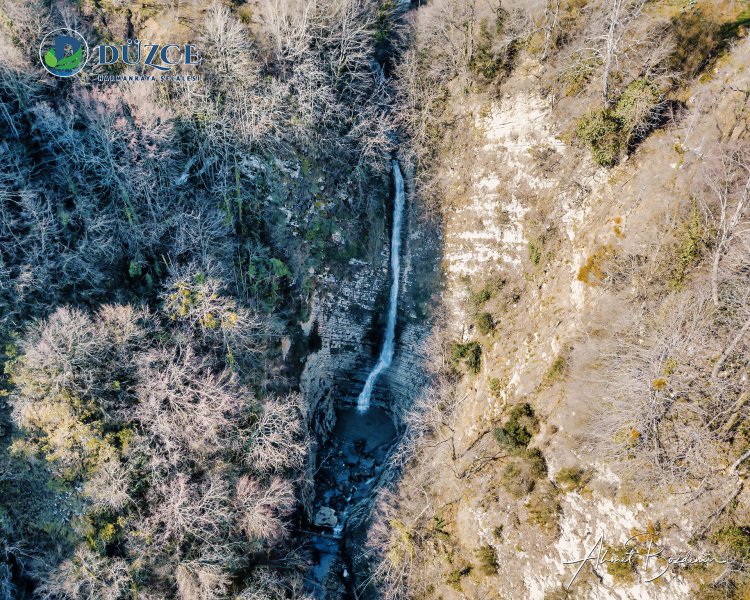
[314,506,338,528]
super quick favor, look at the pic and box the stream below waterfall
[304,161,406,598]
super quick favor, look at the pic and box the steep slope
[370,1,750,598]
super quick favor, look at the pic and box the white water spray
[357,160,405,413]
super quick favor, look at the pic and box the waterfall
[357,160,405,413]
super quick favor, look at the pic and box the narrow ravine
[305,160,406,598]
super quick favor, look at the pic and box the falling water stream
[305,161,405,597]
[357,160,405,412]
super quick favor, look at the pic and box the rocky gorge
[297,159,438,597]
[3,0,750,598]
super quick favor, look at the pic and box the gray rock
[314,506,338,528]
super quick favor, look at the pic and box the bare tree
[135,347,243,465]
[37,546,132,600]
[598,0,648,102]
[366,489,425,600]
[541,0,562,61]
[150,471,234,549]
[176,561,230,600]
[702,143,750,309]
[161,269,267,362]
[586,269,750,497]
[558,0,671,103]
[235,475,296,545]
[247,393,309,475]
[82,455,133,511]
[237,565,313,600]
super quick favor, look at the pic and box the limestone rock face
[299,257,387,436]
[299,187,436,435]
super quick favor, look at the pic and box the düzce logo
[39,29,89,77]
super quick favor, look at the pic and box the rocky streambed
[306,407,396,597]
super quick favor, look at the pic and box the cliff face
[299,257,388,435]
[299,176,436,437]
[374,23,750,600]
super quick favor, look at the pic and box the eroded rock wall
[299,176,435,433]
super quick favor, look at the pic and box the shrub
[544,355,567,385]
[604,544,636,584]
[712,527,750,560]
[528,239,543,265]
[446,564,473,590]
[558,56,598,97]
[476,312,495,335]
[495,425,529,450]
[246,255,293,308]
[470,286,492,307]
[696,582,747,600]
[500,461,535,498]
[670,202,708,288]
[384,518,416,568]
[374,0,397,43]
[578,79,665,164]
[526,447,548,479]
[432,513,450,539]
[614,79,661,144]
[451,341,482,374]
[494,403,538,451]
[471,18,502,80]
[668,11,723,79]
[469,276,505,308]
[527,489,561,533]
[470,11,517,82]
[544,588,574,600]
[555,466,590,492]
[476,545,498,575]
[577,244,616,285]
[576,109,623,167]
[488,377,504,398]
